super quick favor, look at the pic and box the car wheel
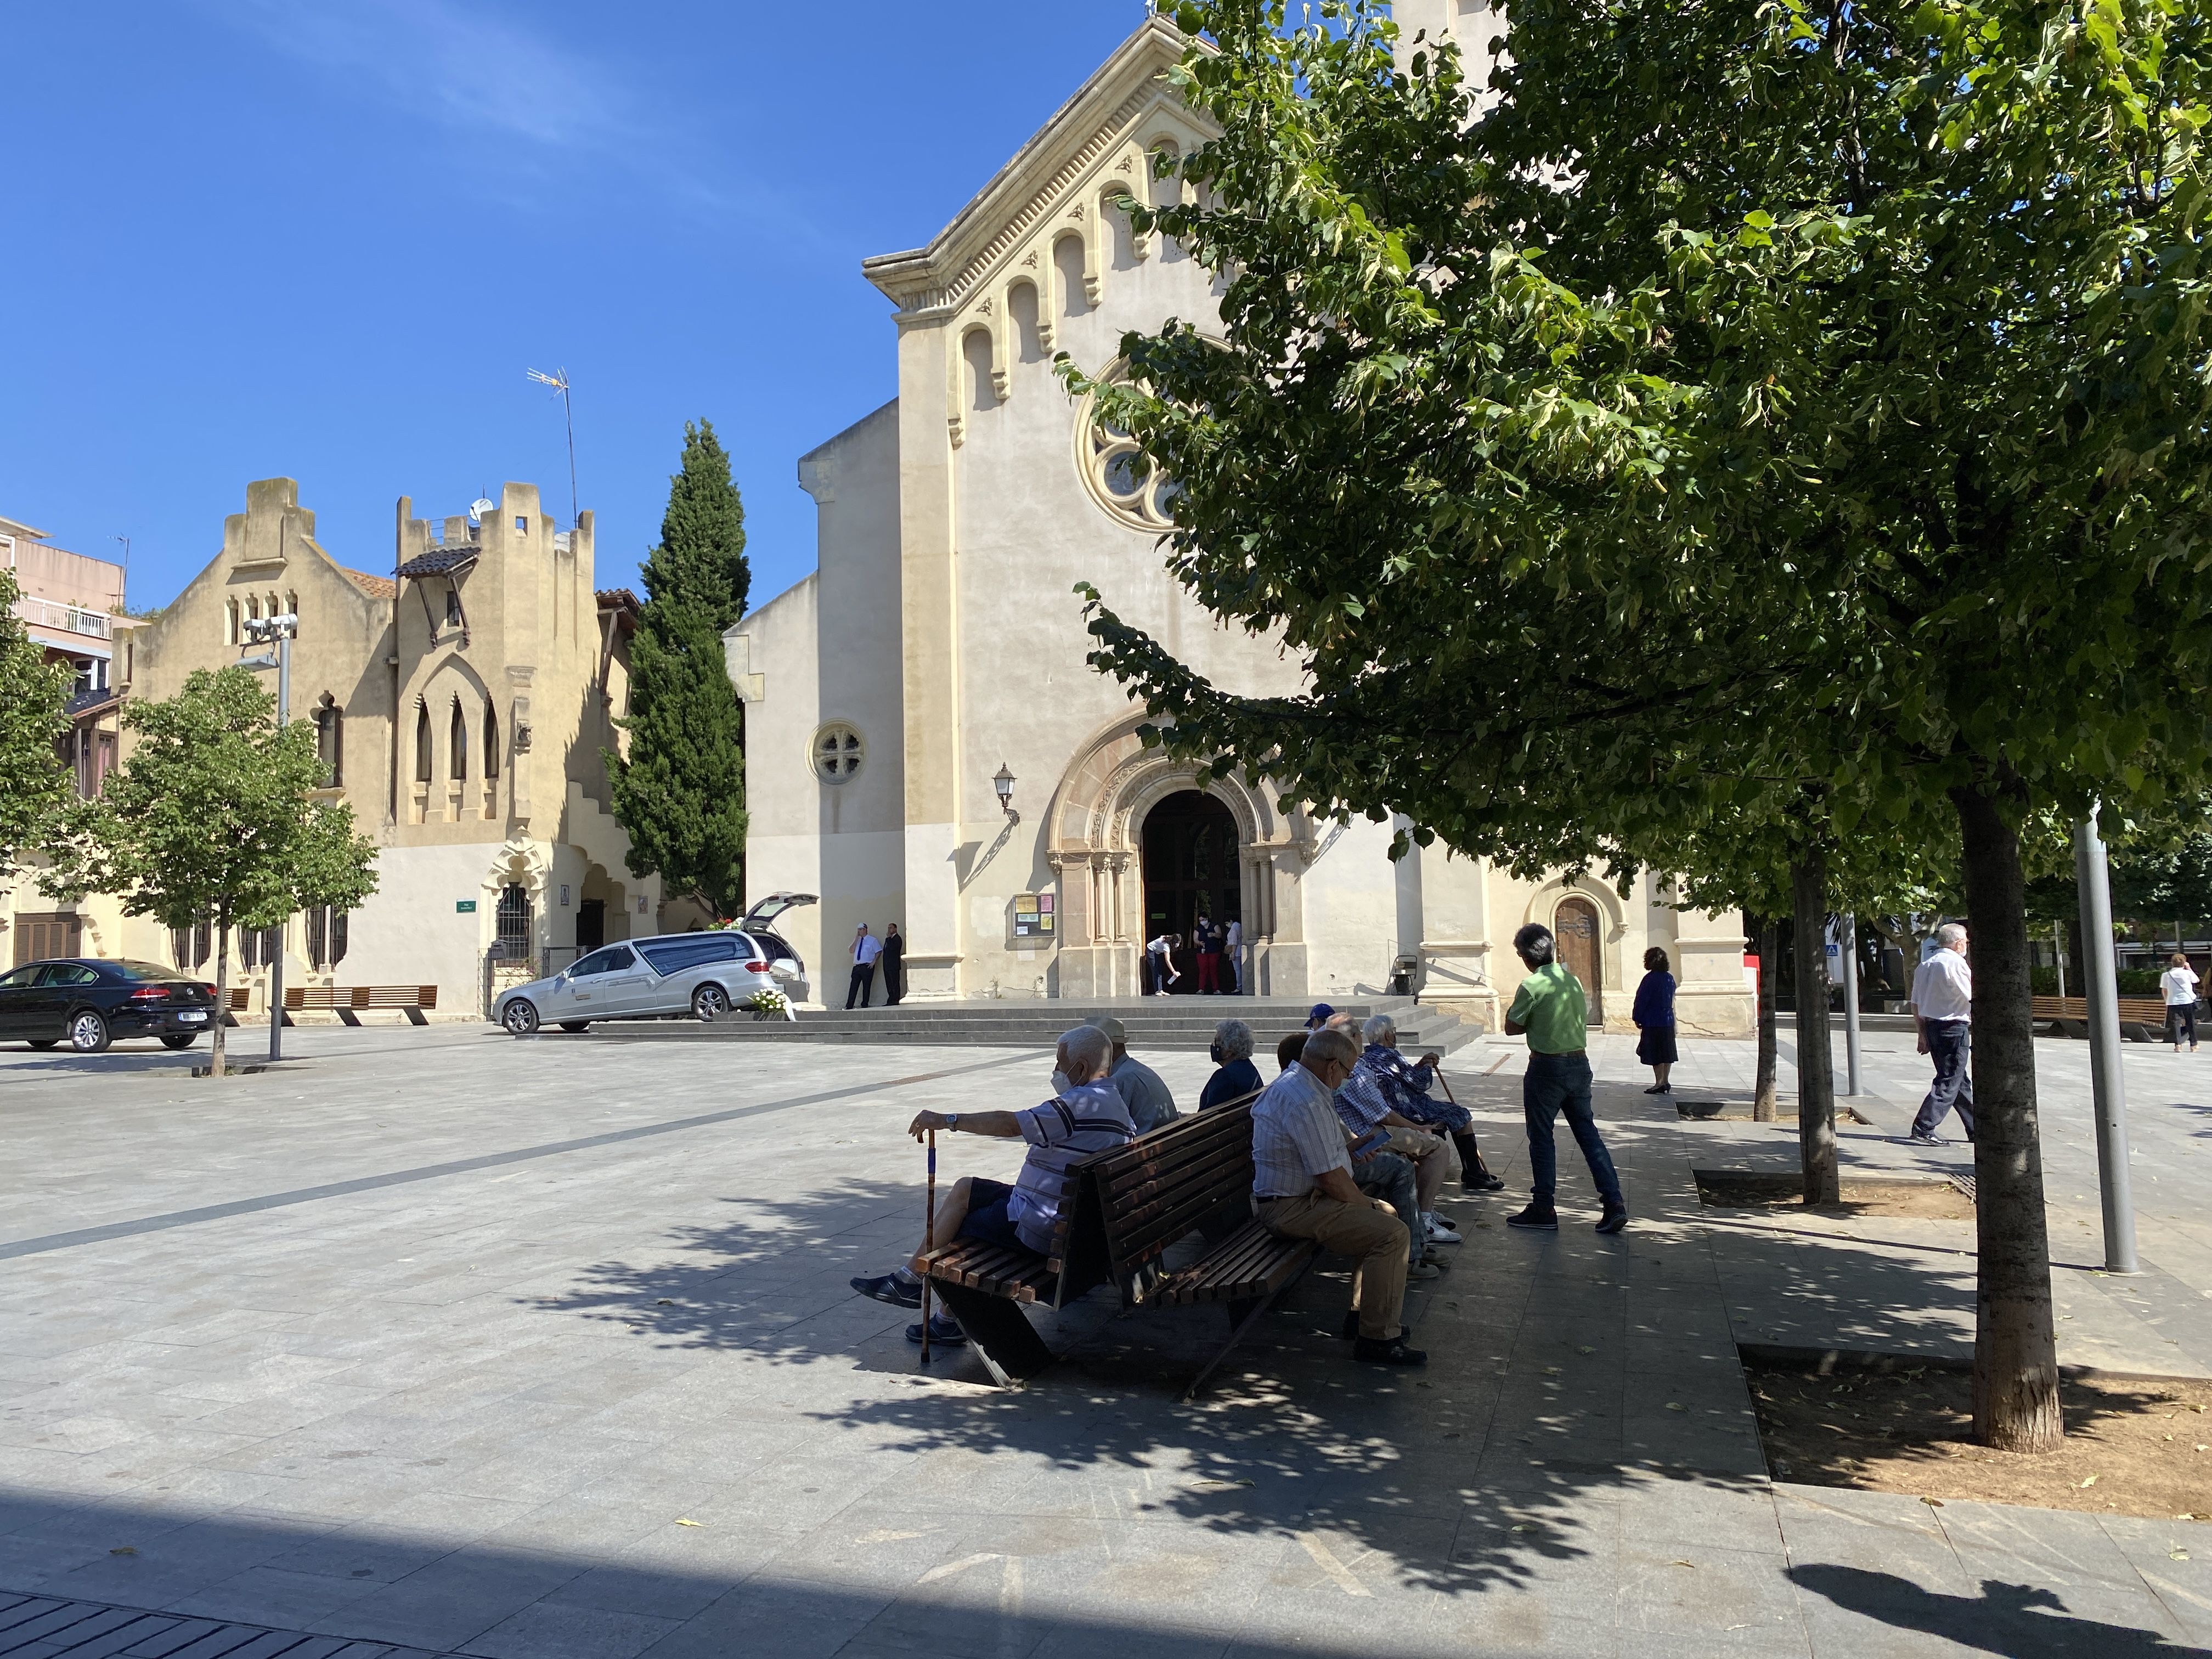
[69,1010,111,1054]
[692,983,730,1022]
[501,999,541,1036]
[27,1039,58,1051]
[558,1020,590,1033]
[160,1034,199,1050]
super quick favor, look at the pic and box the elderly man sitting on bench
[1252,1026,1426,1368]
[849,1025,1135,1347]
[1353,1013,1506,1194]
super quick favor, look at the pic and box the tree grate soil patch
[1692,1169,1972,1219]
[1677,1101,1872,1125]
[1748,1359,2212,1523]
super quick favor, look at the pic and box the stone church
[93,477,671,1015]
[733,9,1754,1035]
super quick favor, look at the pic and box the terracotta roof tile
[341,567,397,600]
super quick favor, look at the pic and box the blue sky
[2,1,1149,613]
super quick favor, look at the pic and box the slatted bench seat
[919,1092,1312,1396]
[2031,994,2174,1040]
[283,984,439,1026]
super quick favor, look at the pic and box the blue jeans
[1523,1051,1624,1212]
[1911,1020,1976,1139]
[1353,1151,1420,1261]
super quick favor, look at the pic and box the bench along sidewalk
[2031,993,2179,1041]
[917,1094,1317,1397]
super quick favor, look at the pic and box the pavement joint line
[0,1050,1040,1262]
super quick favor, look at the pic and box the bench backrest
[283,985,438,1011]
[1063,1098,1261,1304]
[2033,994,2171,1022]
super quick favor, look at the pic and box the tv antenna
[526,367,578,528]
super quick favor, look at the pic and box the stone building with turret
[97,476,673,1016]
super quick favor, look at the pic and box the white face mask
[1051,1069,1071,1095]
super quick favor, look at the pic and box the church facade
[732,14,1753,1036]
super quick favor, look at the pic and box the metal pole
[2075,814,2138,1273]
[1841,912,1862,1097]
[2055,918,2067,1000]
[268,628,291,1065]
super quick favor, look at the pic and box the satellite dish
[467,498,496,524]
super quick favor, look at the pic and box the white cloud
[200,0,629,151]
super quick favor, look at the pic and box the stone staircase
[588,994,1486,1054]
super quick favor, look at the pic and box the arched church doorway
[1554,895,1604,1024]
[1141,789,1240,994]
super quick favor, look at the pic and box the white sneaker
[1422,1212,1463,1245]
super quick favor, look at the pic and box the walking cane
[919,1128,936,1365]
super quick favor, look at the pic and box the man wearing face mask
[1504,922,1628,1235]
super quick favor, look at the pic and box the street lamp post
[240,615,297,1063]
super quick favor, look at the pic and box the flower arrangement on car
[740,985,795,1023]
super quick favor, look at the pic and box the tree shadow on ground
[1791,1565,2206,1654]
[517,1137,1957,1601]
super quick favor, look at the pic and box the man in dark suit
[882,923,905,1006]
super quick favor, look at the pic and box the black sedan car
[0,958,219,1052]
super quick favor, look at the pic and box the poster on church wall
[1010,893,1054,944]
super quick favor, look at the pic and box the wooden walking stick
[919,1127,936,1365]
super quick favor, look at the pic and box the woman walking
[2163,951,2200,1053]
[1633,947,1678,1094]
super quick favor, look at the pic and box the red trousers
[1196,953,1221,992]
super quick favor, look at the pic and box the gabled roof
[860,15,1207,317]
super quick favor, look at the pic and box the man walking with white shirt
[846,924,883,1009]
[1909,922,1976,1145]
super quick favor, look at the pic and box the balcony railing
[13,597,112,640]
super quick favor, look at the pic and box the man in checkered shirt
[1251,1026,1426,1367]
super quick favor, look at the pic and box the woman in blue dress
[1633,947,1678,1094]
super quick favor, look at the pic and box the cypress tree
[607,421,752,917]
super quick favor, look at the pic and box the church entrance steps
[583,995,1486,1053]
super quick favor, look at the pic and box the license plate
[176,1011,207,1023]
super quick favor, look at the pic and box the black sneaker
[1506,1206,1559,1231]
[1353,1336,1428,1366]
[906,1313,966,1346]
[1595,1208,1629,1235]
[1907,1131,1949,1148]
[1463,1171,1506,1193]
[852,1272,922,1309]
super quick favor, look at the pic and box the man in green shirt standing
[1503,923,1628,1235]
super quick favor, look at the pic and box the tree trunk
[1754,917,1779,1121]
[210,918,231,1079]
[1952,783,2063,1452]
[1792,855,1839,1203]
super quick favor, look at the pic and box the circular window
[812,723,864,785]
[1073,360,1178,532]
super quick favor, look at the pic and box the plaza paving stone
[0,1019,2209,1654]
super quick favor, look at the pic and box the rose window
[1073,361,1181,531]
[812,722,864,784]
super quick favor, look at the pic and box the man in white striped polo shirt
[850,1025,1134,1347]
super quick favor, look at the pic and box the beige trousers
[1259,1192,1409,1340]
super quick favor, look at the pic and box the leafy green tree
[608,421,752,917]
[0,566,72,873]
[1075,0,2212,1449]
[42,668,377,1076]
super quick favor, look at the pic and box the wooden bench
[919,1094,1318,1397]
[2031,994,2174,1040]
[283,984,439,1026]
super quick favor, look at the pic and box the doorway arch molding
[1044,713,1311,996]
[1522,873,1627,1002]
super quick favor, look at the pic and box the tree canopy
[1069,0,2212,1449]
[609,421,752,918]
[0,566,74,873]
[42,667,377,1075]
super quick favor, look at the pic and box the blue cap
[1305,1002,1336,1027]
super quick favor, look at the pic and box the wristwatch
[946,1114,960,1131]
